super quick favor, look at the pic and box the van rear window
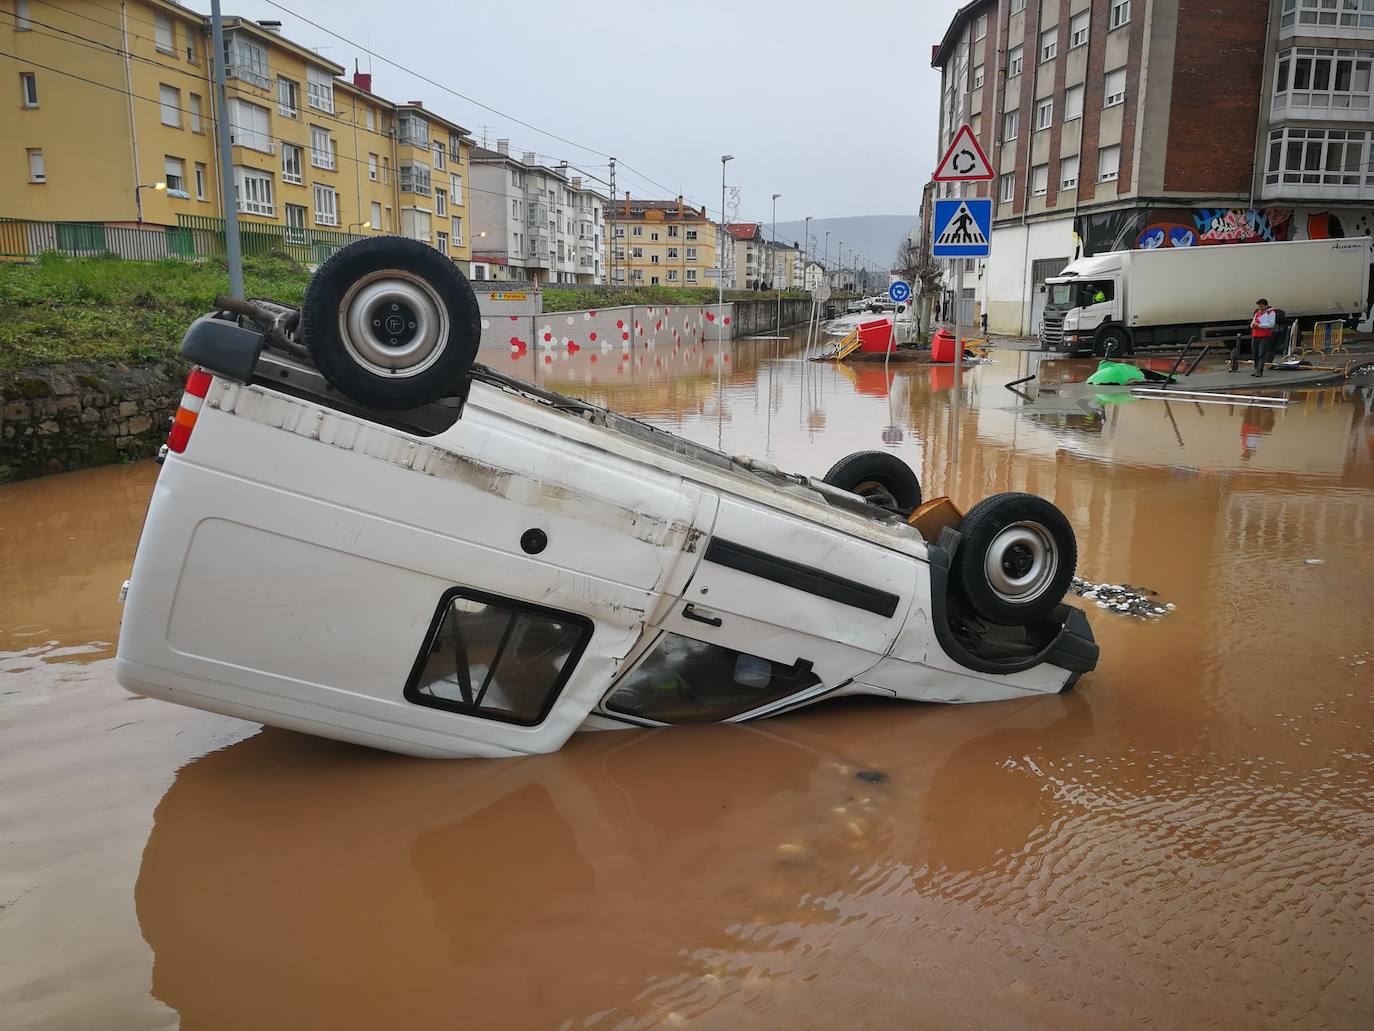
[406,589,591,726]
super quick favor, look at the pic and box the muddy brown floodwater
[3,332,1373,1030]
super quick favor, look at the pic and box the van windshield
[1050,283,1073,306]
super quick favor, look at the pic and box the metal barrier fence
[0,216,366,265]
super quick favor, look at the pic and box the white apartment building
[468,141,606,284]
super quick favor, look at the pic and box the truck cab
[1039,253,1126,355]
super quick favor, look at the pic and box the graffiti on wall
[1077,207,1296,254]
[1304,210,1374,239]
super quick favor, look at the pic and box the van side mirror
[1038,284,1046,294]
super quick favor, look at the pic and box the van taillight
[166,368,213,454]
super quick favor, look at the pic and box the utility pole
[608,156,616,286]
[210,0,244,299]
[770,192,781,332]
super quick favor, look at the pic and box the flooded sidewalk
[3,331,1373,1029]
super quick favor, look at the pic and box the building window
[1041,26,1058,62]
[631,246,643,258]
[432,141,445,171]
[1011,0,1026,12]
[650,254,660,264]
[224,34,268,89]
[973,64,985,89]
[194,162,207,200]
[1065,83,1085,120]
[162,155,185,194]
[1265,127,1373,187]
[159,84,180,127]
[999,171,1015,202]
[15,0,31,30]
[686,228,697,240]
[228,99,272,152]
[685,246,697,261]
[306,65,334,113]
[449,133,462,160]
[1286,0,1374,28]
[309,126,335,170]
[277,77,299,118]
[1070,10,1090,48]
[613,225,625,238]
[1274,48,1374,116]
[974,12,987,40]
[1097,144,1121,182]
[382,157,390,184]
[1060,154,1080,189]
[368,201,381,229]
[435,187,447,217]
[1110,0,1131,29]
[281,143,303,184]
[1036,97,1054,130]
[667,269,678,281]
[686,269,697,283]
[451,216,463,246]
[667,224,679,237]
[436,230,449,253]
[1104,68,1127,107]
[233,166,274,215]
[650,276,659,285]
[188,93,203,132]
[511,199,520,220]
[397,112,429,146]
[1002,110,1019,141]
[154,12,174,54]
[1008,45,1023,77]
[450,173,463,206]
[632,225,643,237]
[365,108,375,131]
[313,183,338,226]
[400,163,432,196]
[368,153,378,181]
[1031,163,1048,196]
[20,71,37,107]
[285,203,306,242]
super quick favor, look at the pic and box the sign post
[930,122,994,475]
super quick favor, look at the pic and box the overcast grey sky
[229,0,965,226]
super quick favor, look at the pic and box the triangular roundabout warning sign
[932,124,994,182]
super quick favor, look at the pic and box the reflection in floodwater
[2,330,1373,1028]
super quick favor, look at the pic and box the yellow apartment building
[605,196,717,289]
[2,0,470,268]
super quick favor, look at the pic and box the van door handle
[682,603,723,627]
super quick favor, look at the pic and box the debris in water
[1304,558,1324,566]
[1070,577,1174,619]
[855,770,888,784]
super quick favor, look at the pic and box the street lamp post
[803,215,812,282]
[823,231,830,288]
[134,181,165,225]
[770,192,781,332]
[718,154,734,336]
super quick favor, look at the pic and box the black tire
[299,236,481,410]
[955,492,1076,625]
[822,451,922,516]
[1094,325,1133,359]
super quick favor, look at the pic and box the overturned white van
[115,238,1096,758]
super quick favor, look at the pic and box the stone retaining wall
[0,362,186,483]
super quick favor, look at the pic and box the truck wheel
[300,237,482,410]
[822,451,922,516]
[955,493,1076,625]
[1094,326,1133,359]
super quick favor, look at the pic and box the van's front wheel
[955,493,1076,625]
[300,237,482,410]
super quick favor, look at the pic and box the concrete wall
[985,215,1076,335]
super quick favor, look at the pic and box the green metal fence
[0,216,366,265]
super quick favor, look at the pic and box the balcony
[526,203,550,225]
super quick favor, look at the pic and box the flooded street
[3,330,1373,1029]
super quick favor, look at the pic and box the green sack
[1085,360,1146,386]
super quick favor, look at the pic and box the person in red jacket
[1250,298,1277,377]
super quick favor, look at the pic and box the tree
[895,234,943,342]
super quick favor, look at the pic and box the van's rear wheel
[955,493,1076,624]
[822,451,922,516]
[300,237,481,409]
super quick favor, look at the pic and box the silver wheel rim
[984,520,1057,604]
[337,269,449,379]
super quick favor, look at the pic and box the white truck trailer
[1039,237,1371,356]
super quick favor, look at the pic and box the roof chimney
[353,70,372,92]
[496,139,509,155]
[522,152,536,165]
[571,176,581,188]
[408,100,424,108]
[256,19,282,33]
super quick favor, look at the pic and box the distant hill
[770,215,918,271]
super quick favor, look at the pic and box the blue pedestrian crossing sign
[888,280,911,304]
[932,198,992,257]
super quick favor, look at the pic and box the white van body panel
[117,373,1087,757]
